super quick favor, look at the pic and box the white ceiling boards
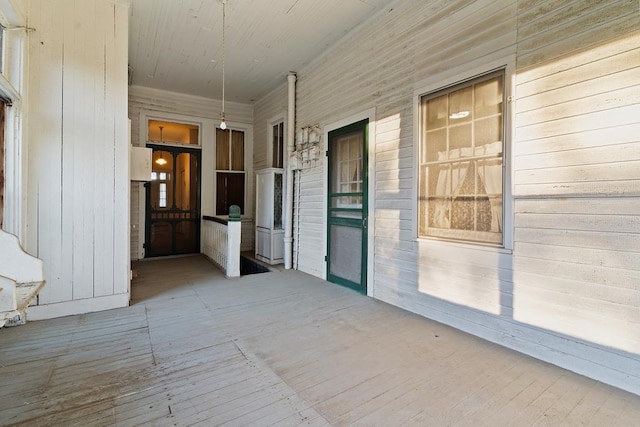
[128,0,392,103]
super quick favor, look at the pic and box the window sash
[216,128,244,171]
[418,71,505,245]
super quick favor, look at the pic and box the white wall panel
[26,0,130,318]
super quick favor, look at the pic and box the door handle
[362,216,368,229]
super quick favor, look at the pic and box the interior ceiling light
[219,0,227,130]
[155,126,167,165]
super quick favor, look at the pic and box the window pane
[216,172,245,215]
[152,151,173,209]
[216,128,230,170]
[148,120,199,145]
[274,173,283,228]
[159,183,167,208]
[425,129,446,163]
[272,122,284,168]
[448,86,472,124]
[475,116,502,147]
[232,130,244,171]
[449,123,471,152]
[331,131,363,195]
[425,95,447,129]
[475,76,503,118]
[175,153,198,210]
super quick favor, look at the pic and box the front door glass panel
[146,146,201,257]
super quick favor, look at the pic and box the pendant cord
[221,0,226,119]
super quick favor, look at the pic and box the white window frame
[214,125,248,216]
[413,57,515,252]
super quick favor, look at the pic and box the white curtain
[432,141,502,231]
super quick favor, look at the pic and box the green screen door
[327,119,368,293]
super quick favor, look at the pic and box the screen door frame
[326,118,369,294]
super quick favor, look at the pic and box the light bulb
[220,119,227,130]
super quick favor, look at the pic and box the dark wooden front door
[145,145,201,257]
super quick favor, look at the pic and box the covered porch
[1,255,639,426]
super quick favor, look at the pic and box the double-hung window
[216,127,245,215]
[418,70,505,245]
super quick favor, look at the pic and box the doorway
[145,145,201,257]
[326,119,368,293]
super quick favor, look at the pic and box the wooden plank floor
[1,254,639,426]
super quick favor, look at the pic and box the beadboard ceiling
[128,0,392,104]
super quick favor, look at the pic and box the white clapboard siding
[511,0,640,393]
[251,83,288,223]
[128,85,255,255]
[252,0,640,395]
[26,0,130,319]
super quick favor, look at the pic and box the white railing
[201,207,241,278]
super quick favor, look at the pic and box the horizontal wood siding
[513,0,640,359]
[292,0,518,314]
[26,0,130,315]
[253,0,640,394]
[251,83,288,222]
[128,86,255,255]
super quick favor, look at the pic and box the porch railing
[202,205,241,278]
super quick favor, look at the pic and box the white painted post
[226,205,241,278]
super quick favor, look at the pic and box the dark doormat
[240,256,270,276]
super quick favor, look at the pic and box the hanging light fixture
[219,0,227,130]
[155,126,167,165]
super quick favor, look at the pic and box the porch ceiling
[128,0,393,103]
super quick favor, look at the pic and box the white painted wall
[25,0,130,319]
[253,0,640,395]
[128,85,255,258]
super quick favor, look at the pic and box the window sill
[416,236,513,255]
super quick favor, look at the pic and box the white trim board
[27,293,130,321]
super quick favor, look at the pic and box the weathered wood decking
[1,254,639,426]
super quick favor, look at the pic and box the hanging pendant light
[155,126,167,165]
[219,0,227,130]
